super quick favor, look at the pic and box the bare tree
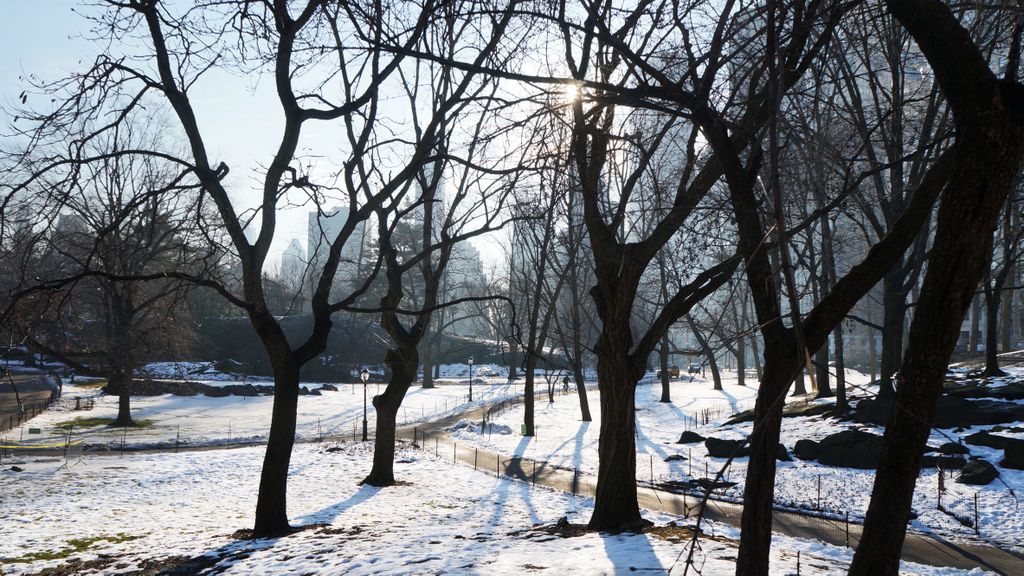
[851,2,1024,570]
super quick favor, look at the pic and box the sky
[0,1,503,273]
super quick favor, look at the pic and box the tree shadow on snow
[295,483,380,525]
[599,529,667,574]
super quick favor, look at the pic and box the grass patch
[71,379,108,390]
[0,533,143,565]
[54,417,154,429]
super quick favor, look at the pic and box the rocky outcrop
[856,396,1024,428]
[676,431,705,444]
[817,429,885,469]
[793,439,821,461]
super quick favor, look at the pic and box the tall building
[279,239,306,293]
[307,205,368,296]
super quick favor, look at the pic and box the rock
[308,389,322,396]
[9,466,23,472]
[724,403,835,426]
[203,387,231,398]
[957,460,999,485]
[705,437,750,458]
[1001,443,1024,470]
[676,431,705,444]
[920,454,966,470]
[856,395,1024,428]
[817,429,885,469]
[938,442,969,455]
[964,431,1024,450]
[319,384,338,392]
[664,454,687,462]
[793,439,821,461]
[776,444,791,462]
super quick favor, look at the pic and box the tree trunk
[834,325,848,412]
[752,333,763,381]
[969,294,982,355]
[814,341,833,398]
[659,333,671,402]
[708,351,723,391]
[735,357,794,576]
[253,359,300,536]
[108,372,135,427]
[574,360,592,421]
[735,342,746,387]
[363,370,415,486]
[983,284,1006,377]
[850,5,1024,562]
[421,338,435,388]
[523,354,536,436]
[878,273,906,398]
[588,348,644,530]
[1001,287,1013,352]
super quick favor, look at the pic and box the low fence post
[474,447,478,470]
[845,512,850,547]
[974,493,979,535]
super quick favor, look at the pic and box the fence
[0,428,84,468]
[0,397,58,434]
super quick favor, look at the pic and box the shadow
[599,530,667,574]
[296,484,380,525]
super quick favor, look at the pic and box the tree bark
[659,333,671,402]
[851,0,1024,567]
[834,325,848,412]
[574,360,592,421]
[982,280,1006,377]
[108,372,135,427]
[588,346,644,530]
[363,365,416,486]
[253,357,300,536]
[878,272,906,399]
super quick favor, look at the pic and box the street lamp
[468,356,475,402]
[360,368,370,441]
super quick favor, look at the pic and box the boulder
[793,439,821,461]
[776,444,792,462]
[938,442,969,455]
[1001,443,1024,470]
[705,437,750,458]
[856,395,1024,428]
[817,429,885,469]
[319,384,338,392]
[664,454,687,462]
[676,431,705,444]
[957,460,999,485]
[964,431,1024,450]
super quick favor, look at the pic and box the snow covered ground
[0,441,986,575]
[0,370,522,450]
[449,369,1024,549]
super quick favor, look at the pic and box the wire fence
[0,396,60,434]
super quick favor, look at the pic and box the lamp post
[360,368,370,441]
[468,356,475,402]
